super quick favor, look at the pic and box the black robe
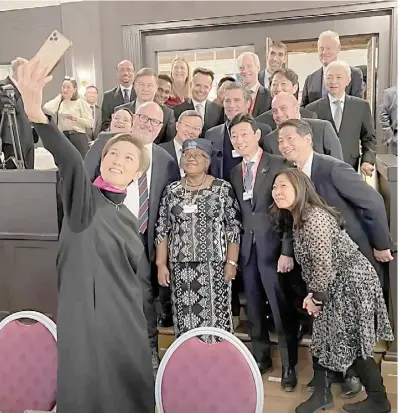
[33,119,154,413]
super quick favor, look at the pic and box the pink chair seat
[160,334,260,413]
[0,319,57,413]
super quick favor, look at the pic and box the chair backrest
[155,327,264,413]
[0,311,57,413]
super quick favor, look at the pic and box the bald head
[132,101,164,144]
[117,60,135,87]
[271,92,300,125]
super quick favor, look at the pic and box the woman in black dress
[270,168,393,413]
[17,59,155,413]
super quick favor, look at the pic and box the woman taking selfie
[270,168,393,413]
[155,139,242,340]
[43,76,93,157]
[17,59,154,413]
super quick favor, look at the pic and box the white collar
[174,138,183,152]
[301,151,314,178]
[120,84,133,92]
[192,98,206,107]
[328,92,346,104]
[244,147,262,165]
[249,82,260,93]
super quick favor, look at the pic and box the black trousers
[63,131,89,158]
[242,246,298,367]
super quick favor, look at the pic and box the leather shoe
[158,315,173,327]
[282,366,297,392]
[340,376,362,399]
[257,358,273,375]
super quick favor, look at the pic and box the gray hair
[277,118,313,142]
[178,109,204,126]
[237,52,261,69]
[318,30,340,45]
[324,60,351,78]
[223,82,252,104]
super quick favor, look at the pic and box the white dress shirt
[120,84,133,101]
[173,138,185,177]
[124,143,153,218]
[302,151,314,178]
[192,98,206,120]
[329,93,346,120]
[263,70,271,89]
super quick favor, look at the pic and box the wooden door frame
[122,0,396,84]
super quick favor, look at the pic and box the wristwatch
[226,259,238,268]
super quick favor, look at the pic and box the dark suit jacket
[205,122,272,179]
[101,86,136,131]
[306,95,376,168]
[86,104,102,141]
[301,65,363,107]
[0,76,35,168]
[116,100,176,144]
[258,70,269,88]
[173,99,224,138]
[310,152,391,279]
[260,118,343,161]
[84,134,180,260]
[230,152,292,266]
[159,139,183,180]
[252,85,272,118]
[256,107,318,131]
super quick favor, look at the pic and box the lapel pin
[261,168,266,174]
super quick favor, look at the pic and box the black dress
[33,120,154,413]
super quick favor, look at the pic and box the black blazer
[116,101,176,144]
[256,107,318,131]
[252,85,272,118]
[230,152,292,266]
[301,65,363,107]
[0,76,35,168]
[260,118,343,161]
[306,95,376,169]
[86,104,102,141]
[84,135,180,261]
[205,122,272,179]
[101,86,136,131]
[310,152,391,279]
[173,99,224,138]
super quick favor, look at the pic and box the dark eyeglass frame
[137,113,163,127]
[182,152,208,161]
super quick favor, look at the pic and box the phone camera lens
[54,37,58,41]
[50,37,53,41]
[53,32,57,36]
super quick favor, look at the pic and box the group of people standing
[6,25,396,413]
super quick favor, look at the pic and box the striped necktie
[138,174,149,234]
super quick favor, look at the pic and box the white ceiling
[0,0,82,12]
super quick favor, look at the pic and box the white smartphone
[34,30,72,75]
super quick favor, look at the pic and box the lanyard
[242,148,263,191]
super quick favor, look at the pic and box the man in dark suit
[229,114,298,391]
[116,68,176,144]
[277,118,393,397]
[258,41,287,89]
[84,85,102,140]
[85,101,180,378]
[379,85,397,155]
[256,68,317,130]
[261,93,343,160]
[306,60,376,175]
[206,82,271,181]
[301,31,363,107]
[101,60,136,131]
[0,58,36,169]
[237,52,272,117]
[173,67,224,138]
[160,109,203,178]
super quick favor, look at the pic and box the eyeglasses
[64,76,76,81]
[137,114,163,127]
[182,152,207,161]
[135,82,157,89]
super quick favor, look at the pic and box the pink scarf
[93,176,126,194]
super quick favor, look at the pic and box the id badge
[243,190,253,201]
[183,204,198,214]
[232,150,242,158]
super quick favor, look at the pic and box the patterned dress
[293,206,394,372]
[155,179,242,340]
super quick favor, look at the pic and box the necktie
[123,89,130,104]
[195,103,204,119]
[138,174,149,234]
[244,161,255,192]
[333,100,343,132]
